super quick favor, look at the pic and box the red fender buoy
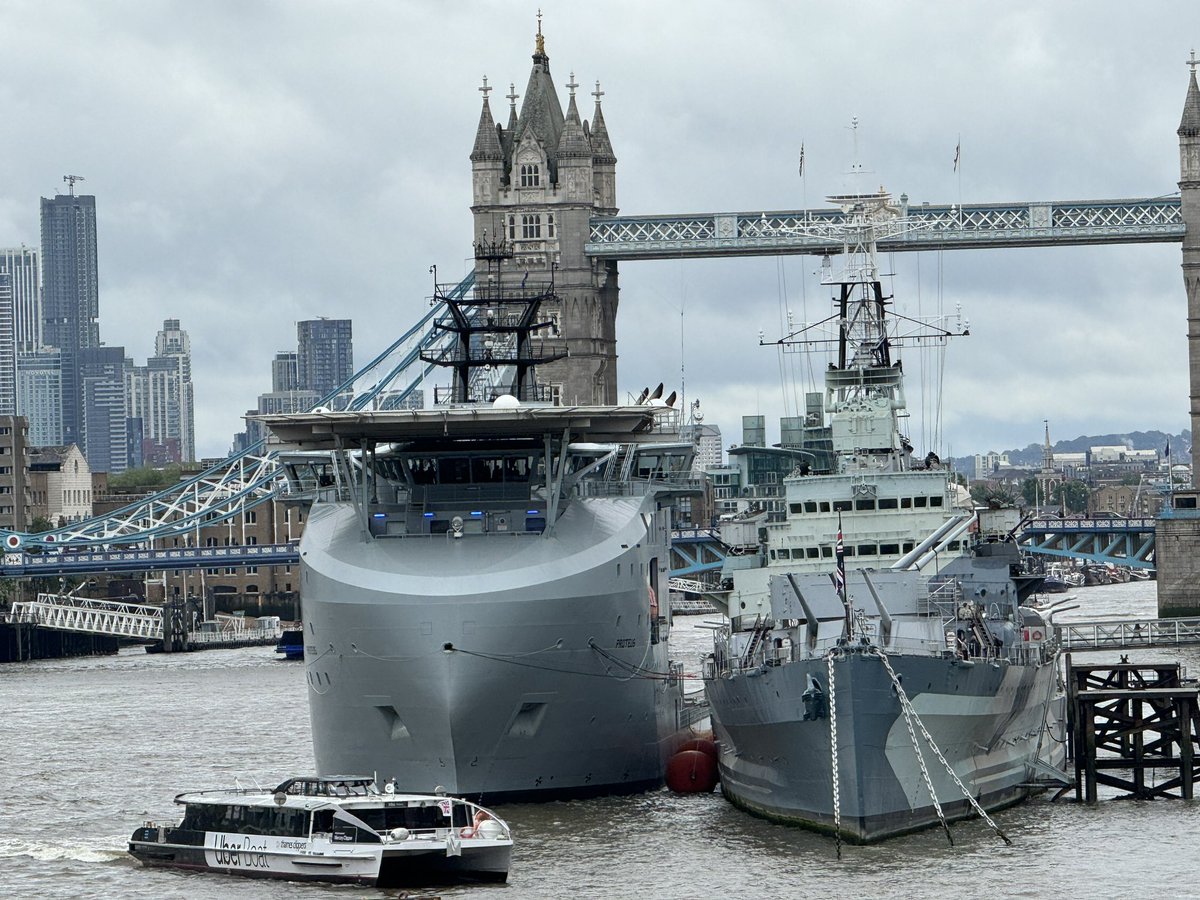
[665,749,719,793]
[676,738,718,763]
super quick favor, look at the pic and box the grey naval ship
[260,254,699,803]
[704,186,1065,843]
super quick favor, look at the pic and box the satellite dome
[492,394,520,409]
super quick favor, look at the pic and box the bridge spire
[1179,53,1200,487]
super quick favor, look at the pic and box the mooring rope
[874,647,1013,845]
[827,651,842,859]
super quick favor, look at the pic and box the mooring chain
[889,654,953,846]
[875,648,1013,846]
[827,651,842,859]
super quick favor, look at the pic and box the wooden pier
[1069,662,1200,802]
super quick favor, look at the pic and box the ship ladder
[874,647,1013,846]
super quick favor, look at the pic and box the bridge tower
[469,18,619,405]
[1157,55,1200,617]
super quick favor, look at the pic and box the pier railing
[1058,617,1200,651]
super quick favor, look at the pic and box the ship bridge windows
[879,498,898,510]
[832,500,852,512]
[914,496,927,508]
[901,497,912,509]
[855,498,875,511]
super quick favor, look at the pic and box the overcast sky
[0,1,1196,461]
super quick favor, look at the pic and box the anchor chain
[890,656,953,846]
[827,651,842,859]
[875,647,1013,845]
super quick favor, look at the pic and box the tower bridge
[1,34,1199,615]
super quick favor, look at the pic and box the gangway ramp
[9,594,163,641]
[1059,617,1200,651]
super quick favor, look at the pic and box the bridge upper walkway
[585,196,1183,260]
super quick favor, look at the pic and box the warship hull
[301,494,688,802]
[708,650,1061,842]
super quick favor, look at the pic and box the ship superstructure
[720,188,972,621]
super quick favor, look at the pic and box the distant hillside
[953,429,1190,474]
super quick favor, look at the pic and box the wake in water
[0,836,127,864]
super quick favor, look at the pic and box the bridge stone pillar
[1158,60,1200,618]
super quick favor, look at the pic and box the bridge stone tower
[1157,56,1200,617]
[469,21,619,405]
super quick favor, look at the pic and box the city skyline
[0,5,1197,460]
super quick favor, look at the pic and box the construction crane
[63,174,85,195]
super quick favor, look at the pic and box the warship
[704,186,1065,842]
[260,252,700,802]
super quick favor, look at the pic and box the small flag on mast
[953,138,961,172]
[834,518,846,599]
[798,143,805,177]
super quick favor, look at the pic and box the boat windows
[820,546,832,558]
[880,543,900,555]
[788,503,803,515]
[855,499,875,511]
[901,497,912,509]
[913,497,928,508]
[181,804,310,838]
[878,498,898,510]
[857,544,876,555]
[903,541,914,552]
[832,500,852,512]
[843,546,855,557]
[806,548,819,559]
[804,501,818,513]
[819,501,831,513]
[930,496,944,507]
[355,804,469,832]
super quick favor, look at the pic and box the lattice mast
[421,238,566,403]
[767,185,968,474]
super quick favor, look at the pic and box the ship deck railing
[576,477,706,498]
[711,626,1056,677]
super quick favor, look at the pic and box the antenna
[63,174,85,196]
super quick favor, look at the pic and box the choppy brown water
[4,581,1200,899]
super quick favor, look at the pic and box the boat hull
[708,649,1061,842]
[302,496,690,801]
[128,833,510,886]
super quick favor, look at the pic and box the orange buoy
[665,749,719,793]
[676,738,718,763]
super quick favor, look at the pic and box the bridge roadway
[584,196,1183,260]
[0,518,1159,579]
[1018,516,1157,569]
[0,532,729,580]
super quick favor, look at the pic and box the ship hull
[301,495,688,801]
[708,650,1061,842]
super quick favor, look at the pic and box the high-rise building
[79,346,128,474]
[0,273,14,416]
[16,349,63,446]
[40,190,99,449]
[0,246,42,353]
[297,318,353,399]
[271,351,299,393]
[124,319,196,465]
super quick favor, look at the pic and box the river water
[4,581,1200,899]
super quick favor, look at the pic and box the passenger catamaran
[259,250,700,802]
[704,187,1065,843]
